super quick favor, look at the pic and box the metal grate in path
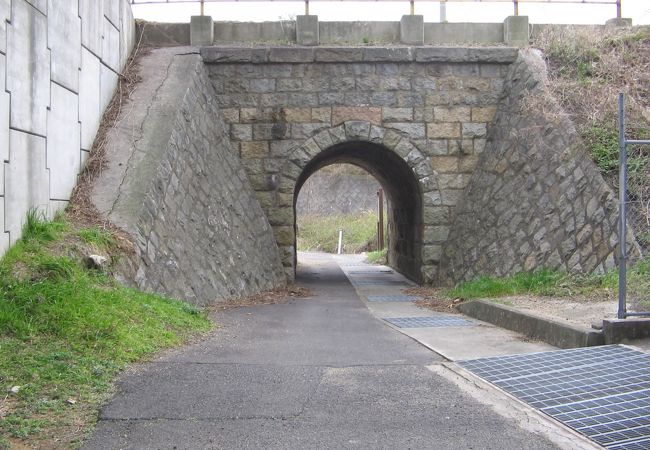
[459,345,650,449]
[384,315,475,328]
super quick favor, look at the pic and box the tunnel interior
[293,141,424,282]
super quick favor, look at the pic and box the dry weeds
[211,285,312,311]
[404,287,463,314]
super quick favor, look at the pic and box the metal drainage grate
[459,345,650,449]
[348,270,394,274]
[366,295,420,302]
[384,315,474,328]
[352,280,408,286]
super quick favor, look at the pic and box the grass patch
[365,248,387,265]
[297,211,383,254]
[446,258,649,311]
[0,212,212,449]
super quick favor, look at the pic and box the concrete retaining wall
[0,0,136,256]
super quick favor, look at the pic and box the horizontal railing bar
[626,140,650,145]
[131,0,617,4]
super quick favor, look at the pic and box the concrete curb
[457,300,605,349]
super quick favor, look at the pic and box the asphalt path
[85,253,558,449]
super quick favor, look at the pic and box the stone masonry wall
[133,57,286,305]
[440,50,636,285]
[201,46,518,282]
[0,0,135,257]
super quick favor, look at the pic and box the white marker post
[337,229,343,255]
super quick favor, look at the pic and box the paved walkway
[85,252,564,449]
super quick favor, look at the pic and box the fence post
[513,0,519,16]
[440,0,447,22]
[617,93,628,319]
[616,0,622,19]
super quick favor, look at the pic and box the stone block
[0,54,8,195]
[48,0,81,92]
[503,15,529,47]
[296,15,319,46]
[386,123,425,139]
[5,130,49,243]
[471,106,497,122]
[283,107,312,123]
[462,122,487,138]
[0,0,10,53]
[434,106,470,122]
[79,48,102,151]
[400,15,424,46]
[80,0,104,57]
[7,0,50,136]
[332,106,381,126]
[311,107,332,123]
[268,47,314,63]
[382,107,413,122]
[427,122,460,139]
[102,17,121,72]
[250,78,276,93]
[315,47,365,62]
[100,63,118,113]
[430,156,458,173]
[605,17,632,27]
[47,83,81,200]
[231,124,252,141]
[190,15,214,46]
[240,141,269,158]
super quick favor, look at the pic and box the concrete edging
[456,300,605,349]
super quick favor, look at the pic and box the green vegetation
[366,248,387,265]
[297,211,383,254]
[446,258,650,311]
[0,212,212,448]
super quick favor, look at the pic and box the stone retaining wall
[439,50,635,284]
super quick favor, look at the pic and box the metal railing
[129,0,623,21]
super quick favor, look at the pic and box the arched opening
[293,141,423,282]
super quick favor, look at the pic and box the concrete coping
[200,46,519,64]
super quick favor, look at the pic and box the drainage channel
[337,255,650,449]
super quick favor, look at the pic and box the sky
[130,0,650,25]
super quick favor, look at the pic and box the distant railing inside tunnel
[129,0,623,22]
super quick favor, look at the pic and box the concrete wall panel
[119,0,135,69]
[0,53,8,195]
[80,0,103,57]
[5,130,49,243]
[79,47,102,151]
[102,17,120,72]
[100,63,118,112]
[7,0,50,135]
[24,0,46,14]
[48,0,81,92]
[0,198,9,255]
[104,0,119,27]
[0,0,9,53]
[47,82,80,199]
[1,0,135,258]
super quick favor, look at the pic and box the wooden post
[410,0,415,15]
[200,0,204,16]
[305,0,309,16]
[513,0,519,16]
[616,0,622,19]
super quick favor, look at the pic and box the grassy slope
[297,211,382,254]
[0,212,212,449]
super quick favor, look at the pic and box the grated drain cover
[459,345,650,449]
[384,315,474,328]
[366,295,420,302]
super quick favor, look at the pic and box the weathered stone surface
[439,49,631,285]
[332,106,381,126]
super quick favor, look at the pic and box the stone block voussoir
[345,121,371,140]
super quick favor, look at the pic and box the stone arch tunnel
[292,139,425,282]
[91,45,636,304]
